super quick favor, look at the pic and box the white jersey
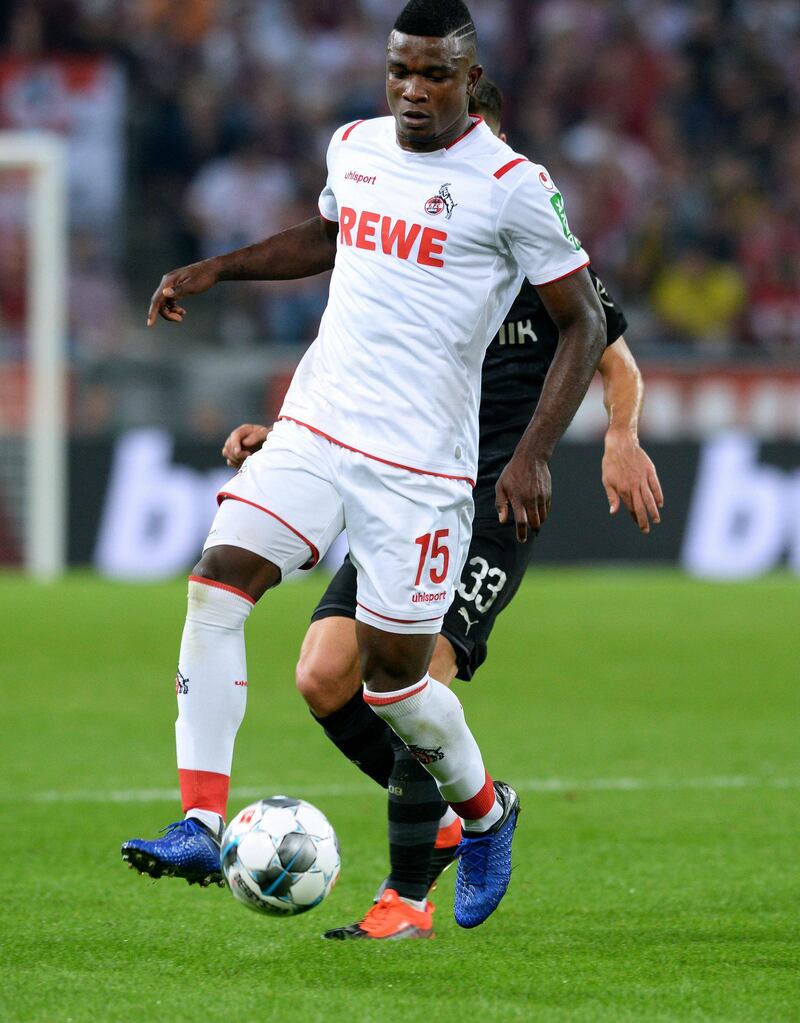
[280,115,589,483]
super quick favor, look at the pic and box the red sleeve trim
[357,601,444,626]
[279,417,475,486]
[494,157,529,180]
[215,493,320,569]
[188,575,256,605]
[342,119,366,142]
[536,259,591,286]
[363,678,430,706]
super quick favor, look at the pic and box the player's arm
[496,268,606,541]
[147,216,339,327]
[598,338,664,533]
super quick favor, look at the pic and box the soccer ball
[221,796,340,916]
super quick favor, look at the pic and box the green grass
[1,570,798,1022]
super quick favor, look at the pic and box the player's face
[386,31,482,152]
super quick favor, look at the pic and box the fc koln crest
[407,743,445,765]
[425,183,457,220]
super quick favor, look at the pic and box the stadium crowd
[1,0,800,386]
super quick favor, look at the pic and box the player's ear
[500,132,508,143]
[466,64,483,95]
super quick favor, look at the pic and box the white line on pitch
[17,775,800,805]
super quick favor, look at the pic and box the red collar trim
[445,116,484,150]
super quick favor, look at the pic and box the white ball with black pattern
[221,796,340,916]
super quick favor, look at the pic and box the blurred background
[1,0,799,579]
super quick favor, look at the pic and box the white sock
[439,806,458,828]
[364,675,500,828]
[185,808,224,838]
[398,895,427,912]
[175,578,253,817]
[462,800,503,833]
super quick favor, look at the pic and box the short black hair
[394,0,477,50]
[469,77,503,125]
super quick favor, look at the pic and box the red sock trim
[178,769,230,818]
[363,678,429,707]
[188,575,256,605]
[450,772,495,820]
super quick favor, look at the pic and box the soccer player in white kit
[122,0,607,929]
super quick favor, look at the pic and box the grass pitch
[1,569,798,1022]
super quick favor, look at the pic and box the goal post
[0,132,68,579]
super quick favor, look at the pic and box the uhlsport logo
[345,169,377,186]
[425,183,457,219]
[175,668,189,695]
[412,590,447,604]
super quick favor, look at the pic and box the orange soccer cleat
[323,889,434,940]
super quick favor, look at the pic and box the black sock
[313,690,395,789]
[387,736,446,902]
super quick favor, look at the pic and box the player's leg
[122,421,344,884]
[323,636,461,940]
[423,635,463,867]
[121,541,279,886]
[295,565,460,939]
[359,622,519,928]
[346,465,519,928]
[297,558,480,797]
[358,623,506,827]
[325,520,533,937]
[374,520,533,918]
[171,543,278,836]
[296,560,396,789]
[296,618,361,718]
[379,636,460,906]
[299,579,451,886]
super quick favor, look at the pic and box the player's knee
[359,628,436,693]
[295,650,356,718]
[294,653,328,711]
[190,553,221,585]
[190,547,279,601]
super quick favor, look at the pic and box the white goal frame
[0,132,68,579]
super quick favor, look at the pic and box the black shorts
[310,523,533,681]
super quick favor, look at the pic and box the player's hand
[602,430,664,533]
[147,259,222,327]
[222,424,270,468]
[495,452,552,543]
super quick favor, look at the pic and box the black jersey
[474,269,628,521]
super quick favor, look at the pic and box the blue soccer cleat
[453,781,520,928]
[121,818,224,887]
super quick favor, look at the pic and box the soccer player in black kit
[222,79,663,940]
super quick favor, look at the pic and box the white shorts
[204,419,473,634]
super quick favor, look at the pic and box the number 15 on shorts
[415,530,450,587]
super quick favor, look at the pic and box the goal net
[0,132,67,578]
